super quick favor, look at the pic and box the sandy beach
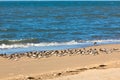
[1,1,120,80]
[0,44,120,80]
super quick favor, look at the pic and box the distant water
[0,1,120,54]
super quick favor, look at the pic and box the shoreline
[0,44,120,80]
[0,39,120,54]
[0,44,120,60]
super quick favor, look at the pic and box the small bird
[94,42,97,46]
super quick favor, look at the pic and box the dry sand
[0,44,120,80]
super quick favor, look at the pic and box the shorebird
[94,42,97,46]
[93,49,99,55]
[99,48,109,54]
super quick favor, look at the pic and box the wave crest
[0,39,120,49]
[0,38,39,45]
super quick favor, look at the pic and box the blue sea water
[0,1,120,54]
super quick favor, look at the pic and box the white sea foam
[0,39,120,49]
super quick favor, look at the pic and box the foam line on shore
[0,39,120,49]
[0,39,120,54]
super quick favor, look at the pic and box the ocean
[0,1,120,54]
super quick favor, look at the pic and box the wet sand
[48,68,120,80]
[0,44,120,80]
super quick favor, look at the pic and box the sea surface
[0,1,120,54]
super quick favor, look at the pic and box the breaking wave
[0,39,120,49]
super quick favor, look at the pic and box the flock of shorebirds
[0,47,119,60]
